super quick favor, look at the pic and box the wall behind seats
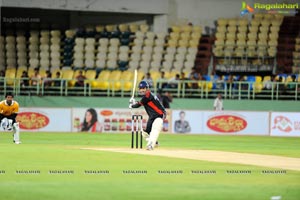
[175,0,298,30]
[1,0,168,14]
[176,0,243,28]
[1,7,153,31]
[1,0,168,31]
[1,7,70,31]
[2,0,298,32]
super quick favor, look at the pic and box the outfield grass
[0,132,299,200]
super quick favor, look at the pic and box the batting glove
[129,98,136,104]
[129,103,133,109]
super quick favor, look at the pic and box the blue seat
[64,38,74,45]
[120,38,130,46]
[86,31,96,37]
[100,31,110,38]
[63,59,72,66]
[121,31,131,39]
[63,51,73,59]
[76,29,86,37]
[111,31,121,38]
[118,61,129,71]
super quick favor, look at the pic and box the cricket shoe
[146,141,154,151]
[14,141,21,144]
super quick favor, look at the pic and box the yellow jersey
[0,100,19,116]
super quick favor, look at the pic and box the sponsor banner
[203,111,269,135]
[72,108,171,133]
[172,110,204,134]
[270,112,300,136]
[17,108,72,132]
[171,110,269,135]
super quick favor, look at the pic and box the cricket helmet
[138,80,149,89]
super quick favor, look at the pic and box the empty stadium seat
[61,69,74,87]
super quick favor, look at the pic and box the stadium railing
[0,77,299,100]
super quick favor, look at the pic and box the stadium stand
[293,37,300,73]
[277,15,300,74]
[212,14,287,76]
[0,5,299,100]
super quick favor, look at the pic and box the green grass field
[0,132,299,200]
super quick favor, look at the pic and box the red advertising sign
[100,110,113,116]
[207,115,247,133]
[272,115,293,132]
[17,112,50,130]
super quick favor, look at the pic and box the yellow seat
[253,82,263,93]
[151,71,161,83]
[120,70,134,92]
[170,32,180,41]
[275,75,285,82]
[69,70,86,87]
[254,13,264,20]
[92,70,110,89]
[95,25,104,32]
[285,76,294,86]
[217,18,228,26]
[118,24,128,32]
[109,70,122,91]
[39,68,48,78]
[140,24,149,33]
[204,81,213,92]
[137,71,145,82]
[165,71,177,79]
[27,67,36,78]
[129,24,138,33]
[198,81,205,89]
[171,25,181,33]
[61,69,74,87]
[121,71,133,81]
[105,25,116,32]
[81,70,95,87]
[5,68,16,74]
[191,32,201,40]
[16,67,28,78]
[180,32,190,40]
[255,76,262,83]
[181,25,192,33]
[5,68,16,86]
[167,39,178,47]
[178,39,189,47]
[51,68,61,78]
[263,76,271,82]
[192,25,202,33]
[123,81,133,92]
[85,70,96,80]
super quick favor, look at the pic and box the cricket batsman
[0,93,21,144]
[129,80,166,150]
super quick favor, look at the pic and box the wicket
[131,114,143,149]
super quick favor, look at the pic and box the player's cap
[138,81,149,89]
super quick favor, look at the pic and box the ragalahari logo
[240,1,254,16]
[272,116,293,132]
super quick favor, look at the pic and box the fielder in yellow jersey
[0,93,21,144]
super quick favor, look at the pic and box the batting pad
[13,122,20,143]
[1,118,13,131]
[148,118,163,148]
